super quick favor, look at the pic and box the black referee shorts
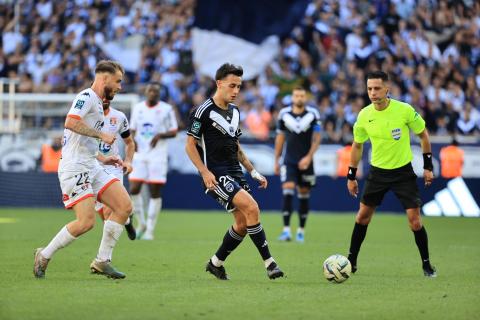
[360,163,422,209]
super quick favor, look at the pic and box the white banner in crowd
[192,28,280,80]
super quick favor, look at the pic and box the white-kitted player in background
[96,98,136,240]
[129,82,178,240]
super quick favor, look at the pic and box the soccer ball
[323,254,352,283]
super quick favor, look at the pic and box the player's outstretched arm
[347,142,363,198]
[65,117,115,144]
[237,142,268,189]
[185,135,217,190]
[417,129,434,187]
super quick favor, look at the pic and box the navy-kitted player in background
[274,87,321,242]
[185,63,284,280]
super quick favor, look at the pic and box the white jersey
[99,107,130,158]
[59,88,104,173]
[130,100,178,157]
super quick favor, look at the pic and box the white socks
[145,198,162,236]
[96,220,124,262]
[41,226,77,259]
[131,194,145,227]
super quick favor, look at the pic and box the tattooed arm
[65,116,115,144]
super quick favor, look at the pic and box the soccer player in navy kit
[185,63,284,280]
[274,87,321,242]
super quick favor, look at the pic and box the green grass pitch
[0,208,479,320]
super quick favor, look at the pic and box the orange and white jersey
[99,107,129,158]
[59,88,104,173]
[130,100,178,158]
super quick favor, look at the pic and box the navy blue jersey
[187,98,243,175]
[276,105,321,165]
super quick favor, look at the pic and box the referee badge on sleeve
[391,128,401,140]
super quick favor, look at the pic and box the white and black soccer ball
[323,254,352,283]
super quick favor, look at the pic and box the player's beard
[104,86,115,100]
[294,101,304,108]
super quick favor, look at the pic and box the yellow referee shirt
[353,99,425,169]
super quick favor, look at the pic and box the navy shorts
[280,163,316,188]
[202,172,251,212]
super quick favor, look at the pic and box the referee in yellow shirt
[346,71,436,277]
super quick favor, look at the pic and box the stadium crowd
[1,0,479,142]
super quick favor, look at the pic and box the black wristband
[347,166,357,180]
[423,153,433,171]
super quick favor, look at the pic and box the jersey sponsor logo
[191,120,202,134]
[74,100,85,109]
[209,110,239,137]
[212,121,227,134]
[99,141,112,154]
[122,119,128,131]
[110,117,117,126]
[94,121,104,131]
[391,128,401,140]
[141,123,155,138]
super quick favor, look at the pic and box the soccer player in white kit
[33,60,132,279]
[129,83,178,240]
[95,98,136,240]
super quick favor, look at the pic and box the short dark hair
[292,86,306,92]
[95,60,124,75]
[366,71,388,82]
[215,63,243,80]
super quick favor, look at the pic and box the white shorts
[129,152,167,184]
[59,164,119,209]
[95,165,124,212]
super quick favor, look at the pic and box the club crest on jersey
[229,126,234,134]
[391,128,401,140]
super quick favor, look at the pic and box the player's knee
[120,199,133,216]
[129,184,141,195]
[244,201,260,219]
[355,213,371,225]
[408,217,422,231]
[233,222,247,235]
